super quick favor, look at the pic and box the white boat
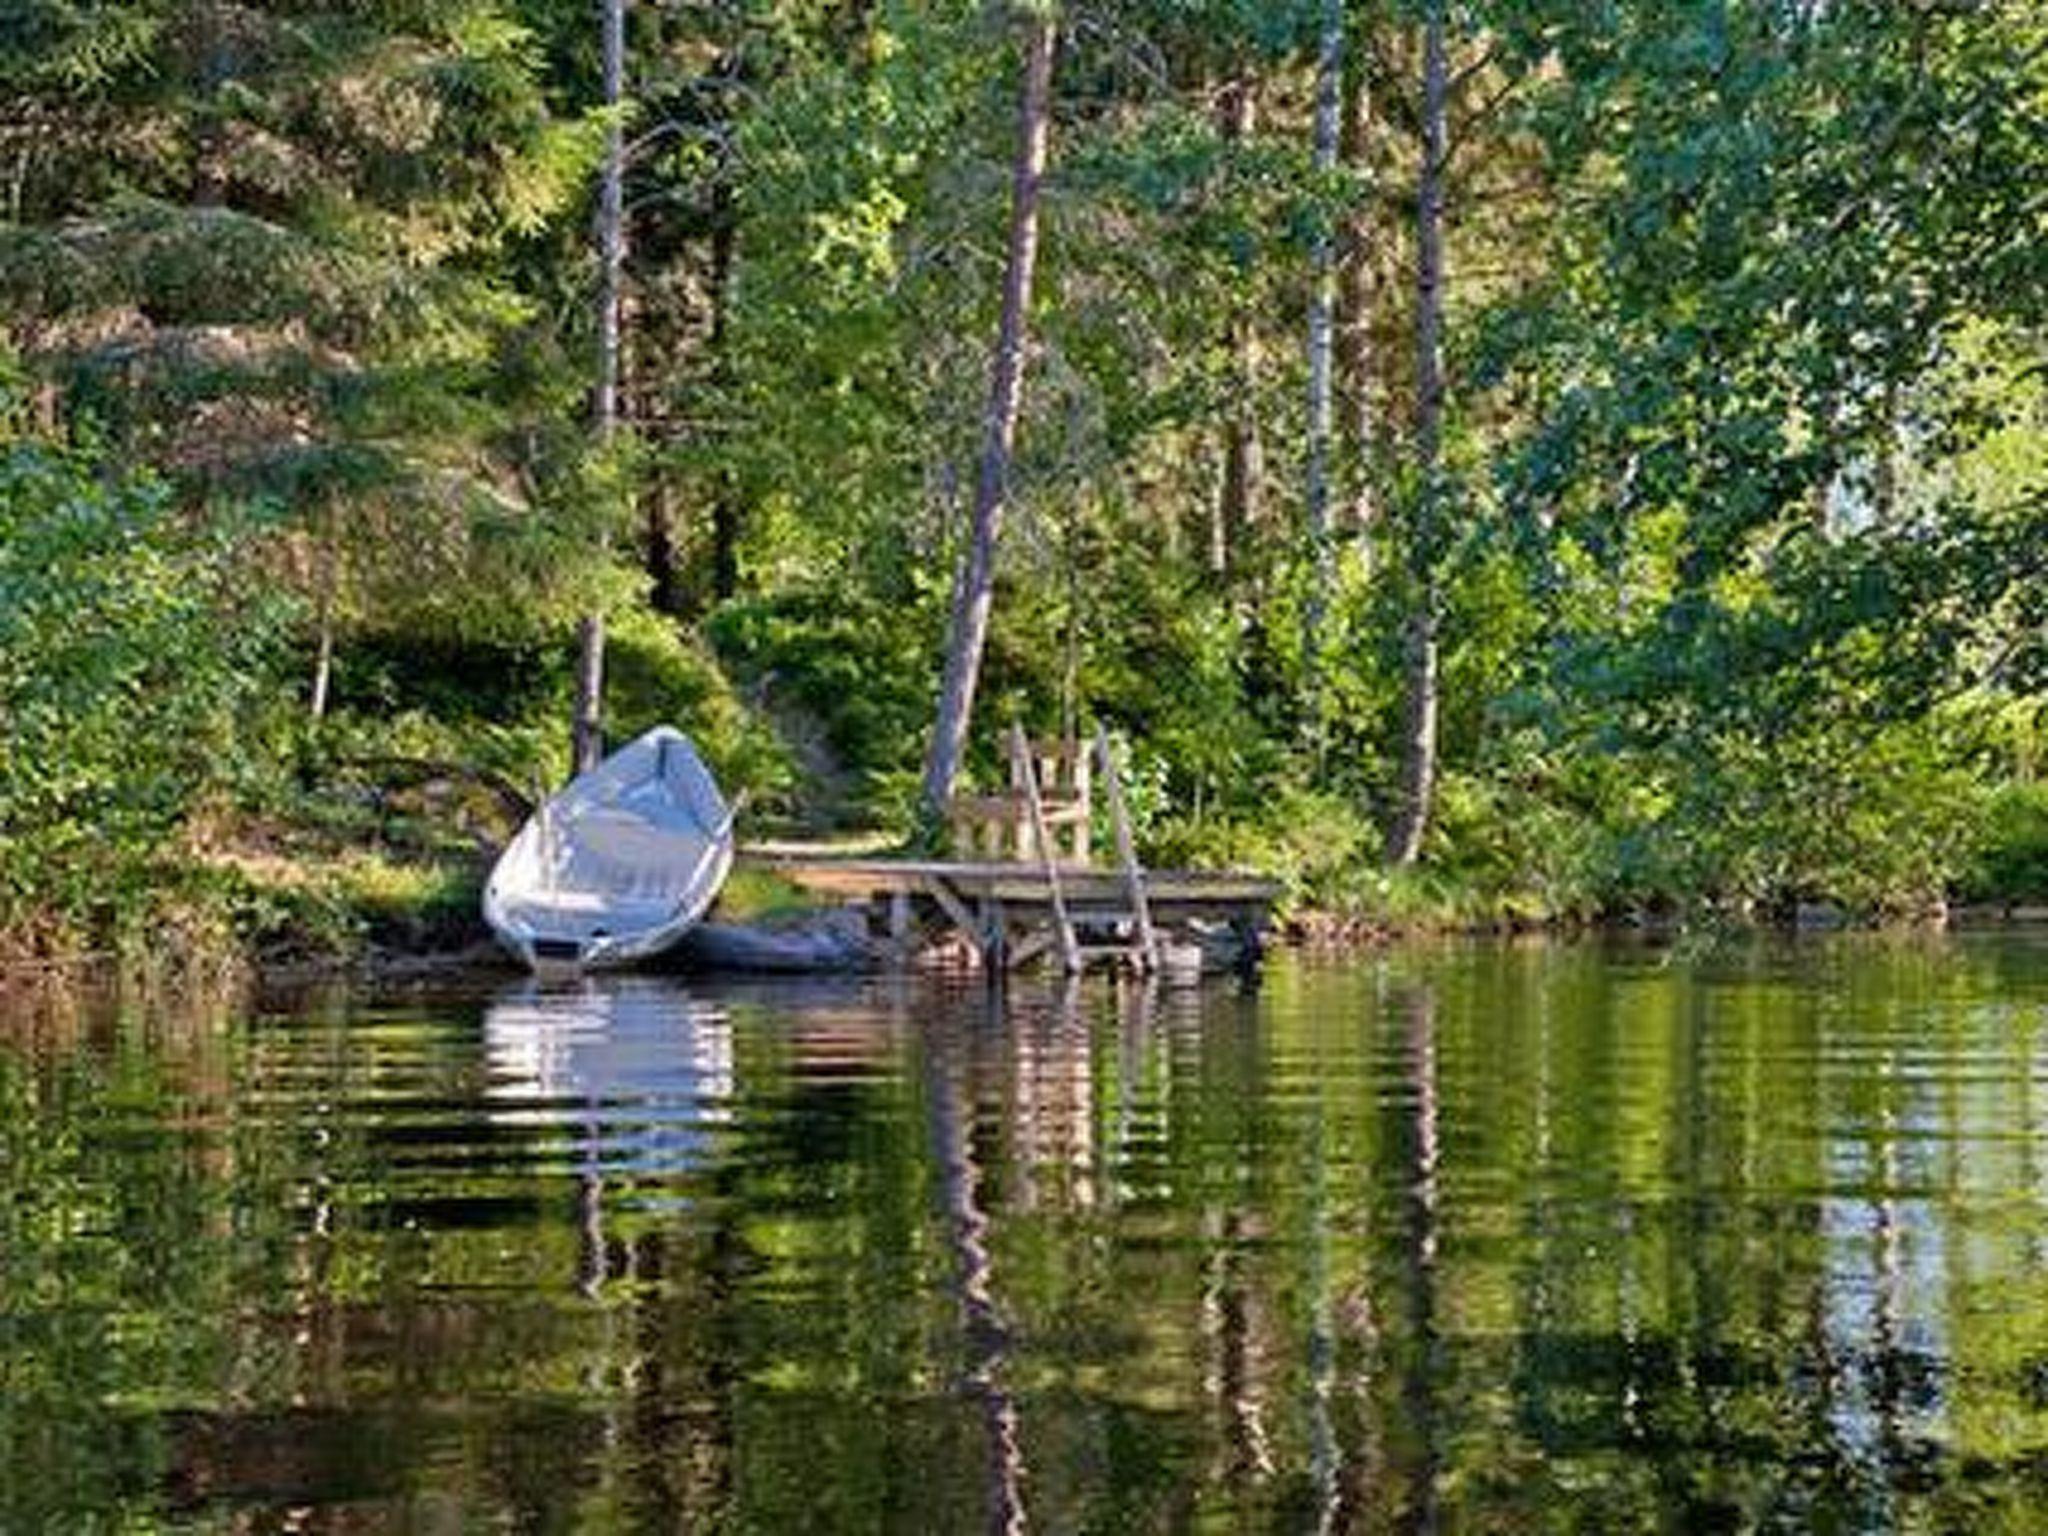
[484,726,736,971]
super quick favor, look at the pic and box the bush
[309,604,796,822]
[0,442,289,956]
[1620,718,1982,917]
[1150,786,1379,914]
[605,608,798,815]
[1423,771,1611,921]
[1961,781,2048,903]
[707,586,939,825]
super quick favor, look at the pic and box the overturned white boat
[485,726,736,971]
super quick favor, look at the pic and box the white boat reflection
[482,976,733,1180]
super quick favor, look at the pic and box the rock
[1793,901,1847,930]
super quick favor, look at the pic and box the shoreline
[10,895,2047,997]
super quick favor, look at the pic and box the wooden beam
[1007,929,1055,970]
[923,874,981,946]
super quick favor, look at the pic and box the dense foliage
[1,0,2042,953]
[0,433,286,953]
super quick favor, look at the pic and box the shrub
[0,442,289,956]
[1961,782,2048,904]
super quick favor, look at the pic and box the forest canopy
[1,0,2044,955]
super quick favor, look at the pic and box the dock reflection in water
[4,938,2048,1529]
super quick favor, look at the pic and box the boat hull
[484,727,735,972]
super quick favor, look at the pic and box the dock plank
[741,850,1279,906]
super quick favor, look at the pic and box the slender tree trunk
[594,0,626,473]
[1873,378,1901,528]
[309,508,338,721]
[918,9,1057,826]
[1215,74,1263,577]
[309,595,334,721]
[645,478,680,616]
[1337,48,1375,536]
[1384,0,1446,868]
[708,202,741,602]
[1302,0,1343,734]
[637,272,681,617]
[571,609,606,772]
[573,0,628,776]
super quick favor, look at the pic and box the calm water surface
[6,936,2048,1531]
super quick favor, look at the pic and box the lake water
[5,936,2048,1531]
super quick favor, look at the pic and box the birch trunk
[1337,48,1374,535]
[309,600,334,722]
[573,0,627,777]
[1302,0,1343,731]
[308,511,337,722]
[918,10,1057,825]
[1214,73,1263,577]
[1385,0,1446,868]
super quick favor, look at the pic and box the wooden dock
[739,847,1281,975]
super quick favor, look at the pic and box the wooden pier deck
[738,846,1281,974]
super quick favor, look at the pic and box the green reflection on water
[3,936,2048,1531]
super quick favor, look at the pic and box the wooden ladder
[1011,723,1160,975]
[1011,722,1082,974]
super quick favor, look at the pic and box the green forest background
[2,0,2044,960]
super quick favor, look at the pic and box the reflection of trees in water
[925,987,1029,1535]
[1395,982,1443,1536]
[612,1222,740,1525]
[19,950,2048,1530]
[1203,1201,1275,1484]
[1492,949,2048,1528]
[604,980,924,1530]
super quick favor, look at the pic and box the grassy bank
[9,732,2048,976]
[81,775,2045,974]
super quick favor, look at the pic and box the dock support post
[978,894,1008,979]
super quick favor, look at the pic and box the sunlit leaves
[0,442,290,941]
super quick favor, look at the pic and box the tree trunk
[1214,74,1263,578]
[1873,378,1901,528]
[572,610,607,773]
[1302,0,1343,732]
[645,477,680,616]
[708,202,741,602]
[309,519,337,721]
[1337,47,1374,536]
[573,0,628,776]
[309,602,334,721]
[1384,0,1446,868]
[917,9,1057,826]
[639,246,680,618]
[594,0,626,454]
